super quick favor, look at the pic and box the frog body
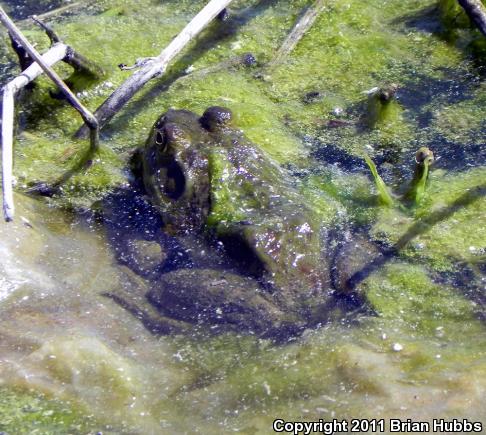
[118,107,358,337]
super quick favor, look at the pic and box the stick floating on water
[75,0,235,138]
[0,6,100,221]
[458,0,486,37]
[1,42,70,221]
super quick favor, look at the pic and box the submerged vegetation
[364,146,435,208]
[0,387,98,434]
[0,0,485,432]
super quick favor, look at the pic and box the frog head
[141,107,235,234]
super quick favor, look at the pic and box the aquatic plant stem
[1,43,69,221]
[458,0,486,37]
[31,15,61,43]
[75,0,234,138]
[363,154,395,207]
[266,0,326,70]
[403,147,435,206]
[0,6,99,146]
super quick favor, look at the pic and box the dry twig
[76,0,234,137]
[458,0,486,37]
[0,8,99,131]
[1,43,69,221]
[31,15,104,78]
[0,6,100,220]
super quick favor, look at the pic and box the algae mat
[0,0,485,433]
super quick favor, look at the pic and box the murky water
[1,188,485,433]
[1,0,485,433]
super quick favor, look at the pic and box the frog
[107,106,372,339]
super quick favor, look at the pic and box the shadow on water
[100,179,192,278]
[346,183,486,308]
[393,4,442,34]
[25,144,98,197]
[399,69,479,113]
[428,133,486,172]
[310,140,369,173]
[394,2,486,71]
[1,0,64,20]
[432,262,486,322]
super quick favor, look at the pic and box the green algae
[207,148,247,226]
[169,72,305,163]
[371,166,486,271]
[438,0,486,52]
[207,143,338,229]
[0,0,485,430]
[1,0,484,211]
[14,131,126,210]
[363,261,482,336]
[0,387,98,434]
[429,81,486,144]
[358,260,486,394]
[438,0,473,31]
[161,257,486,430]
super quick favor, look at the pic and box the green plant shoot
[363,154,395,207]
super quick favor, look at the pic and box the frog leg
[102,289,190,335]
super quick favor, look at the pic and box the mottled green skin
[138,107,336,335]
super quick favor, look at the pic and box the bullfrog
[107,106,370,338]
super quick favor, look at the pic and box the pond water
[0,0,485,433]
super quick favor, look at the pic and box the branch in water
[1,43,69,221]
[75,0,235,138]
[31,14,61,43]
[0,7,98,131]
[0,6,101,220]
[457,0,486,37]
[31,16,104,79]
